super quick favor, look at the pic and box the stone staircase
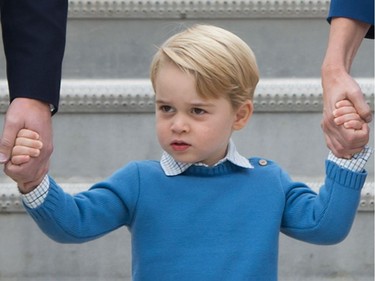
[0,0,373,280]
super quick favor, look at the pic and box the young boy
[5,25,371,281]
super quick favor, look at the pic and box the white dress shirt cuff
[21,175,50,209]
[328,145,373,173]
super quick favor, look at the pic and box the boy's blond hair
[150,24,259,109]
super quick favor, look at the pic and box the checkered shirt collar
[160,139,253,176]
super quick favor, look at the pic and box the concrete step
[0,0,373,80]
[0,78,372,181]
[60,0,373,79]
[0,179,373,213]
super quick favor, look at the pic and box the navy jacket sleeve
[0,0,68,113]
[327,0,374,39]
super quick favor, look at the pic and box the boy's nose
[171,115,189,134]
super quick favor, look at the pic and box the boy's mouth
[170,141,191,151]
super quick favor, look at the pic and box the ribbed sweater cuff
[325,160,367,190]
[25,177,61,220]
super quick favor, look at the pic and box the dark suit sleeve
[1,0,68,113]
[327,0,374,39]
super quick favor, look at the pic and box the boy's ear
[233,100,253,131]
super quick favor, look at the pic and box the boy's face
[154,62,251,166]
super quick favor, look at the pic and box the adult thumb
[352,95,373,123]
[0,121,20,163]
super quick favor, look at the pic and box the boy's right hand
[4,129,46,194]
[332,99,370,159]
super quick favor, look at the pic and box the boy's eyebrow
[155,99,168,104]
[190,102,215,108]
[155,98,215,107]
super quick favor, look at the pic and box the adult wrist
[11,98,51,114]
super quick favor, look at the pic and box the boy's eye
[159,105,174,113]
[191,108,206,115]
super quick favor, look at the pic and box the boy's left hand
[333,100,366,130]
[332,99,370,159]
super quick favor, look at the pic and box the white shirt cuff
[21,175,50,209]
[328,145,373,173]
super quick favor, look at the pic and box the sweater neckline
[181,160,248,177]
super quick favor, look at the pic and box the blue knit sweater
[26,158,367,281]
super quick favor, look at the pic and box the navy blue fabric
[328,0,374,39]
[0,0,68,113]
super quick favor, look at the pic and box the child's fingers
[17,129,40,140]
[15,137,43,149]
[333,106,358,118]
[343,120,365,130]
[11,155,31,165]
[334,112,362,125]
[10,130,43,166]
[335,99,353,108]
[12,145,41,158]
